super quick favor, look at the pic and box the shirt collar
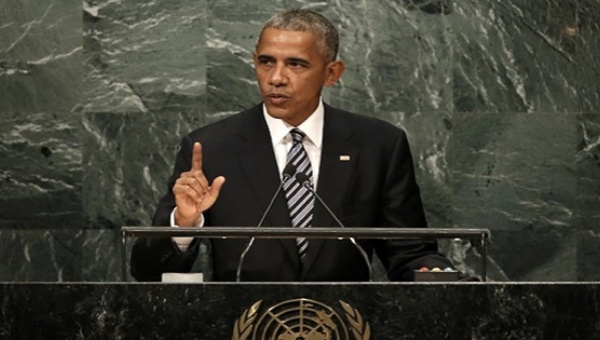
[263,100,324,149]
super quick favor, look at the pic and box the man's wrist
[171,208,204,252]
[174,208,201,227]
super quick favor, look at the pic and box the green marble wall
[1,0,599,282]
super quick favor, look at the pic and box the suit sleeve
[374,130,454,281]
[130,135,201,282]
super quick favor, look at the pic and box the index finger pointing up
[191,142,203,171]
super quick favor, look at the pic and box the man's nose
[268,64,288,86]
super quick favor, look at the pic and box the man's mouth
[266,93,290,105]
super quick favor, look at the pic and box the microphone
[295,172,373,282]
[235,163,297,282]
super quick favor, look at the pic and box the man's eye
[259,59,274,66]
[288,62,306,69]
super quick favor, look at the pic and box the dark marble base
[1,282,599,339]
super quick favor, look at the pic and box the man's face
[253,27,344,126]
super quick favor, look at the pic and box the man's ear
[324,60,345,87]
[252,51,258,67]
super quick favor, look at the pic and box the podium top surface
[121,226,490,240]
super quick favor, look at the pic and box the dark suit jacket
[131,103,452,281]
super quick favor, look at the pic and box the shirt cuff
[170,207,204,252]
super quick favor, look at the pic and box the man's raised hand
[172,142,225,226]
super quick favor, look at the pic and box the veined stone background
[0,0,598,282]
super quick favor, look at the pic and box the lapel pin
[339,155,351,161]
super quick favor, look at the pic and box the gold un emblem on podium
[232,298,370,340]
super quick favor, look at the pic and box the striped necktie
[283,128,314,260]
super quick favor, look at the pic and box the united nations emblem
[232,298,370,340]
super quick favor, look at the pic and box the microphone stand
[296,173,373,282]
[235,164,296,282]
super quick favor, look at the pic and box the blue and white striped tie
[283,128,314,260]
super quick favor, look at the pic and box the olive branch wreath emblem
[232,299,370,340]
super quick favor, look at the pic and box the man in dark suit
[131,9,454,282]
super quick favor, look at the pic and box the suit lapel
[235,106,300,267]
[302,105,358,277]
